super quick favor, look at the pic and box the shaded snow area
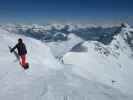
[46,33,83,58]
[0,25,132,100]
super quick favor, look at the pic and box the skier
[10,38,29,69]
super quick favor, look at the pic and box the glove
[10,49,13,53]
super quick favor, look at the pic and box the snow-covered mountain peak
[121,23,131,29]
[120,23,133,39]
[62,24,133,98]
[110,23,133,53]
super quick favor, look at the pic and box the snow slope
[63,23,133,97]
[0,27,131,100]
[46,33,83,58]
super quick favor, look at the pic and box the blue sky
[0,0,132,25]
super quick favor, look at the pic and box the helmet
[18,38,23,43]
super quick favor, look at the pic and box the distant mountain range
[0,23,126,44]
